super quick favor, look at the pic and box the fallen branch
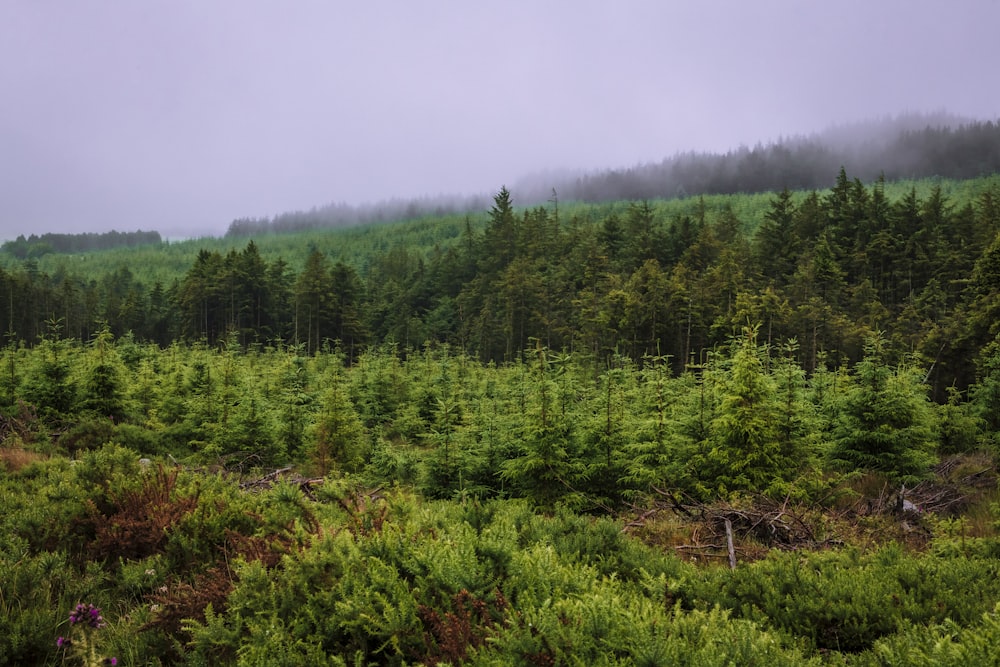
[238,467,326,500]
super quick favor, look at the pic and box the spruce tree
[702,328,786,496]
[79,326,128,423]
[829,334,937,482]
[309,374,367,475]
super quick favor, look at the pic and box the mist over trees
[225,113,1000,237]
[534,115,1000,205]
[2,168,1000,401]
[225,194,491,238]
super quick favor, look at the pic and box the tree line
[2,170,1000,395]
[1,230,162,259]
[557,120,1000,205]
[219,116,1000,237]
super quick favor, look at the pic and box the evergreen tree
[78,325,128,423]
[275,350,313,459]
[480,186,519,275]
[309,372,367,475]
[500,347,583,508]
[829,334,937,482]
[622,260,669,360]
[700,328,788,497]
[176,249,226,343]
[328,260,367,358]
[22,319,76,422]
[753,188,799,283]
[295,249,333,353]
[936,385,983,454]
[969,335,1000,446]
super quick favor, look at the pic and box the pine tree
[829,334,937,482]
[309,373,367,475]
[78,325,128,422]
[753,188,799,283]
[295,249,333,354]
[702,328,785,496]
[480,186,519,276]
[969,336,1000,445]
[22,318,76,422]
[500,346,583,508]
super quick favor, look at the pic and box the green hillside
[4,173,991,284]
[2,170,999,388]
[3,169,1000,665]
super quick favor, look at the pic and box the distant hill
[517,113,1000,204]
[226,112,1000,237]
[1,229,162,258]
[224,194,490,238]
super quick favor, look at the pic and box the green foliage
[642,331,819,501]
[829,335,938,482]
[308,374,367,476]
[4,448,1000,665]
[936,385,984,454]
[704,329,792,494]
[3,173,1000,389]
[77,326,129,422]
[696,544,1000,653]
[3,174,1000,663]
[0,534,103,666]
[861,604,1000,666]
[970,335,1000,449]
[21,335,77,423]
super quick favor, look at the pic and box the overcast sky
[1,1,998,240]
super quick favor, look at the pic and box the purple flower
[103,658,118,666]
[56,636,66,648]
[68,602,106,629]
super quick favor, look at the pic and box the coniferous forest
[4,165,1000,664]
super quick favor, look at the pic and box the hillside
[3,165,1000,665]
[219,114,1000,237]
[1,170,999,389]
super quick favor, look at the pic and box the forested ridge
[4,168,1000,664]
[222,115,1000,237]
[551,118,1000,205]
[3,169,1000,391]
[1,230,162,259]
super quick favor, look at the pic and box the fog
[1,1,998,240]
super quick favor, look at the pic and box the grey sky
[2,1,998,240]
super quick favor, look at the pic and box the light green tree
[829,334,937,482]
[308,372,367,476]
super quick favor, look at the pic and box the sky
[1,1,998,241]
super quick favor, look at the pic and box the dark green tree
[753,188,800,283]
[78,325,128,423]
[176,249,227,343]
[479,186,519,275]
[295,249,333,353]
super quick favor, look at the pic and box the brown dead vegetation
[625,453,999,565]
[86,465,198,563]
[0,445,45,472]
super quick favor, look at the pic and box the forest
[3,169,1000,391]
[3,166,1000,664]
[1,230,163,260]
[220,116,1000,237]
